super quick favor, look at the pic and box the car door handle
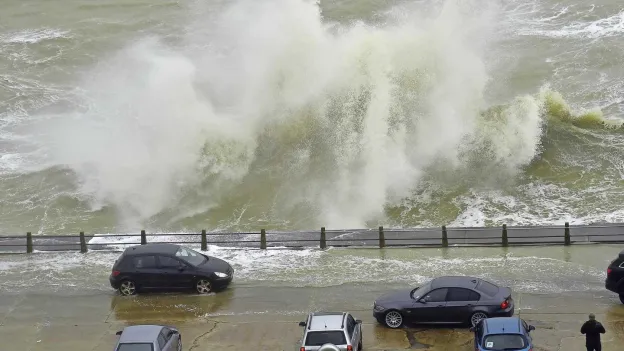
[437,304,444,307]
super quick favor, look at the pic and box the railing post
[260,229,267,249]
[79,231,87,253]
[379,226,385,248]
[442,225,448,247]
[201,229,207,251]
[502,224,508,247]
[26,232,33,253]
[320,227,327,249]
[141,230,146,245]
[564,222,571,245]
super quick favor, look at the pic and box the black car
[109,243,234,296]
[605,249,624,303]
[373,276,514,328]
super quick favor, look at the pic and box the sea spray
[40,0,606,230]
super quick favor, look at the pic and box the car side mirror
[355,320,362,324]
[299,322,306,327]
[116,331,122,336]
[529,325,535,332]
[172,330,179,334]
[469,326,475,332]
[178,265,185,271]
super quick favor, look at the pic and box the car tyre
[118,279,137,296]
[195,278,213,294]
[619,294,624,304]
[358,336,363,351]
[469,311,488,327]
[177,336,182,351]
[384,310,404,329]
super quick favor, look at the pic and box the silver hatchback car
[298,312,363,351]
[114,325,182,351]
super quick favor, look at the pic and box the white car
[114,325,182,351]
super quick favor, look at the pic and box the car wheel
[470,312,488,327]
[384,310,404,329]
[195,278,213,294]
[118,280,137,296]
[619,294,624,304]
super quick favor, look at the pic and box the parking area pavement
[1,286,624,351]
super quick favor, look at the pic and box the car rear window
[477,280,500,296]
[305,331,347,346]
[116,343,154,351]
[482,334,526,350]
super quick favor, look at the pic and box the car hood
[198,256,232,273]
[375,289,414,305]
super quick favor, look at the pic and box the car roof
[619,249,624,258]
[123,243,180,256]
[430,276,480,289]
[308,312,347,331]
[483,317,523,334]
[119,325,164,343]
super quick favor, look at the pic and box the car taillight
[112,270,120,276]
[300,347,305,351]
[501,300,509,309]
[608,268,612,275]
[347,346,353,351]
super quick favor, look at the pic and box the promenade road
[1,245,624,350]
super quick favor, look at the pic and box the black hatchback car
[373,276,514,328]
[605,249,624,303]
[109,243,234,296]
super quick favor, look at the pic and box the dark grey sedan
[114,325,182,351]
[372,276,514,328]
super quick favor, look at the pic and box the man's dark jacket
[580,320,606,346]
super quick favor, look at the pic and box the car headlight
[373,303,385,312]
[214,272,228,278]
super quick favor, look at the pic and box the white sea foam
[519,10,624,39]
[0,28,71,44]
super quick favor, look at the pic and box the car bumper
[606,278,619,293]
[212,273,234,290]
[109,276,120,289]
[373,310,385,323]
[492,304,515,318]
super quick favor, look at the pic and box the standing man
[580,313,606,351]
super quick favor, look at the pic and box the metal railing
[1,222,624,253]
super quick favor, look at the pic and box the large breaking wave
[38,0,615,231]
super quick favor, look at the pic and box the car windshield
[116,343,154,351]
[411,282,431,300]
[175,246,207,266]
[305,331,347,346]
[482,334,526,350]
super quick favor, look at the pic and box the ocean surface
[1,0,624,235]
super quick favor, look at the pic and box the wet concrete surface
[1,286,624,351]
[2,245,624,350]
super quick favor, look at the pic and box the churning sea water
[1,0,624,234]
